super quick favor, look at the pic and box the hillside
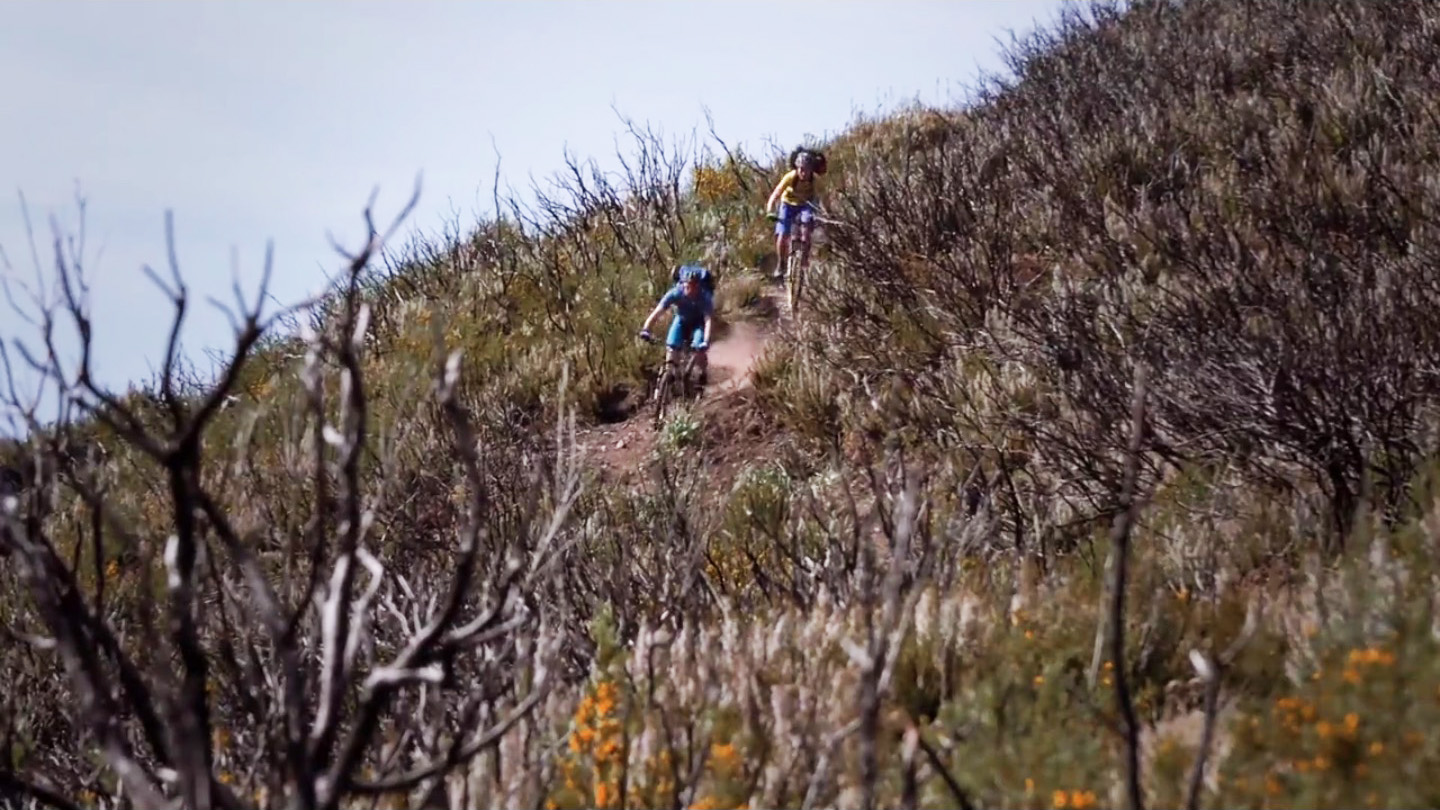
[5,0,1440,807]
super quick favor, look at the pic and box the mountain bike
[768,205,840,316]
[640,332,704,429]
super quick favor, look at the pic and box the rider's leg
[774,203,795,278]
[664,316,686,357]
[656,317,685,399]
[691,324,709,385]
[797,204,816,270]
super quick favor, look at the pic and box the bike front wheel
[787,236,809,314]
[652,366,675,429]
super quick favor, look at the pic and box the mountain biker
[639,265,715,386]
[765,149,825,279]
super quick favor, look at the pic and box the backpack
[788,146,828,175]
[672,264,716,295]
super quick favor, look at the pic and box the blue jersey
[660,285,714,325]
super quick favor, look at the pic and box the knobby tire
[652,365,674,430]
[787,225,811,316]
[653,351,701,430]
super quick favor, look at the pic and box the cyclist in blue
[639,265,715,386]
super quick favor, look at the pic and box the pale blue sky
[1,0,1067,430]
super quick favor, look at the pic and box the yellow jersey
[778,169,817,206]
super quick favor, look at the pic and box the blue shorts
[666,317,706,350]
[775,201,815,236]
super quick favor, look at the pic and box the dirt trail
[706,318,769,394]
[578,287,784,478]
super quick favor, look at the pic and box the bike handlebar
[639,332,706,352]
[766,209,843,227]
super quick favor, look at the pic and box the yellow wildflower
[711,741,738,770]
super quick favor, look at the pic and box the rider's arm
[641,290,676,333]
[639,301,666,334]
[702,314,713,347]
[765,170,796,214]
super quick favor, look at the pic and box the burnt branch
[0,182,574,809]
[1109,365,1150,810]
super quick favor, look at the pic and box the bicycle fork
[786,227,813,314]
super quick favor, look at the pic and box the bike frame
[641,334,702,429]
[770,204,839,316]
[786,215,813,314]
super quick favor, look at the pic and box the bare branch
[1183,649,1221,810]
[1109,364,1150,810]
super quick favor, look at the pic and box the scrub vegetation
[5,0,1440,807]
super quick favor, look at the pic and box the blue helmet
[673,264,715,294]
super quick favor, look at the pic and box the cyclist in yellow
[765,149,825,280]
